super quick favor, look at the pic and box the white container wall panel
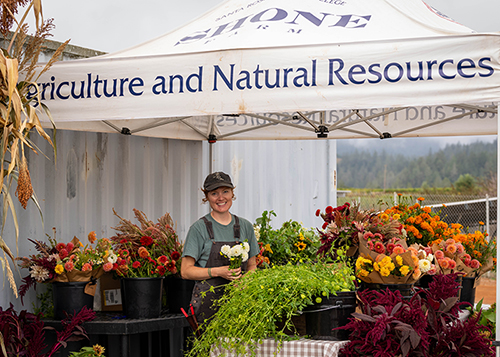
[1,130,205,311]
[209,140,337,230]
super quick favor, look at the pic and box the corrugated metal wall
[2,130,208,311]
[1,130,337,311]
[210,139,337,229]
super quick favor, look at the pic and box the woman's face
[207,187,233,214]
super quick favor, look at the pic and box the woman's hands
[214,266,242,281]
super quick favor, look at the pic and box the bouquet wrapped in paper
[355,237,422,285]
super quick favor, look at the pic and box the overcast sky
[17,0,500,54]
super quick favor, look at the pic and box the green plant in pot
[185,251,356,357]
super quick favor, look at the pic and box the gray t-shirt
[182,213,259,268]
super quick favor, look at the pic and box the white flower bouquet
[221,241,250,270]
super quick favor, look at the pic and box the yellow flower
[55,264,64,274]
[93,345,105,356]
[265,244,273,254]
[393,214,401,220]
[395,255,403,265]
[400,265,410,276]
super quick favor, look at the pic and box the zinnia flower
[82,263,92,272]
[171,251,181,261]
[446,244,457,254]
[447,259,457,270]
[393,246,405,255]
[138,247,149,258]
[103,262,113,272]
[132,261,141,269]
[166,261,176,272]
[55,264,64,275]
[88,231,97,244]
[157,255,168,264]
[470,259,481,269]
[140,235,154,246]
[59,248,69,260]
[64,261,75,272]
[374,241,385,254]
[434,250,445,259]
[66,242,74,252]
[56,243,66,251]
[157,265,166,275]
[30,265,50,282]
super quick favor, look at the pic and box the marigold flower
[55,264,64,275]
[417,197,425,201]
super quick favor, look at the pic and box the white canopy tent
[34,0,500,346]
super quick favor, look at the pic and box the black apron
[190,215,248,325]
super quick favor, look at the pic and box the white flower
[254,226,261,241]
[108,252,118,264]
[425,254,434,262]
[242,242,250,253]
[221,245,231,257]
[241,251,249,262]
[230,244,243,257]
[30,265,50,283]
[418,259,432,273]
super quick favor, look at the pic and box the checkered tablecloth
[210,338,348,357]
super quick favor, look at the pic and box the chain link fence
[339,192,497,239]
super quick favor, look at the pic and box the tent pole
[209,142,214,174]
[496,101,499,355]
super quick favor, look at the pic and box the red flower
[374,241,385,254]
[140,235,154,246]
[120,239,128,244]
[56,243,66,251]
[315,209,321,217]
[59,248,68,259]
[166,261,176,272]
[170,251,181,261]
[322,222,328,230]
[66,242,74,253]
[325,206,334,214]
[120,249,130,258]
[132,261,141,269]
[158,255,168,264]
[64,261,74,272]
[157,265,166,276]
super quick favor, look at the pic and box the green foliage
[254,210,320,266]
[467,299,496,339]
[454,174,477,193]
[68,345,106,357]
[186,259,356,357]
[32,284,54,319]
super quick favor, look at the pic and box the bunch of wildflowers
[109,209,183,277]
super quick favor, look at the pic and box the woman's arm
[181,256,242,281]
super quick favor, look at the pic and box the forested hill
[337,139,497,189]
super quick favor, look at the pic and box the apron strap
[201,216,215,244]
[201,215,241,243]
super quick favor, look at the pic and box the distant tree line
[337,140,497,192]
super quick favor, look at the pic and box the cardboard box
[100,272,122,311]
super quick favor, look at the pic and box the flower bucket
[52,281,94,320]
[164,276,195,314]
[361,282,415,300]
[459,276,477,307]
[121,277,164,319]
[303,291,357,340]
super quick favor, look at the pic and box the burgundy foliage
[338,273,494,357]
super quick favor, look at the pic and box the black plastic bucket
[459,276,477,307]
[121,277,164,319]
[164,276,195,314]
[361,282,415,300]
[303,291,357,341]
[52,281,94,320]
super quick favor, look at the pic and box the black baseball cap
[203,171,234,191]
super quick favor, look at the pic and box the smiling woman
[180,171,259,328]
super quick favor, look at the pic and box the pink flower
[424,247,433,255]
[447,259,457,270]
[66,242,74,252]
[64,261,74,272]
[374,233,383,240]
[434,250,445,260]
[82,263,92,272]
[456,243,465,254]
[438,258,449,269]
[445,238,456,246]
[446,244,457,254]
[386,243,396,254]
[427,265,437,275]
[393,246,405,255]
[103,262,113,272]
[367,240,374,251]
[462,254,472,265]
[470,259,481,269]
[363,232,374,240]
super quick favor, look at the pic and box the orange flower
[88,231,97,244]
[138,246,150,258]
